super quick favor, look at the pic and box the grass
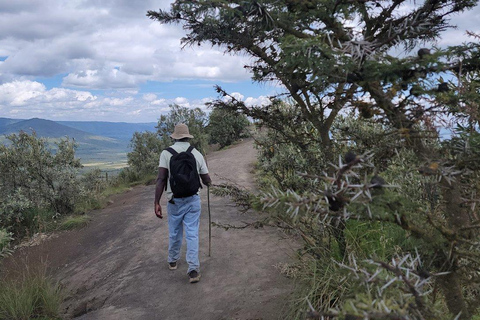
[286,256,351,320]
[0,229,13,258]
[58,215,91,230]
[0,264,62,320]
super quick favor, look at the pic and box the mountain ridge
[0,117,157,163]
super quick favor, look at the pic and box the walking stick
[202,147,212,257]
[207,185,212,257]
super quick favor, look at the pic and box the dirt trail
[1,139,299,320]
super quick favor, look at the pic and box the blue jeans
[167,194,201,273]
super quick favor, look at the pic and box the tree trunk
[436,271,471,319]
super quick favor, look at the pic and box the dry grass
[0,262,62,320]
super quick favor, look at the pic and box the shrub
[0,132,108,239]
[126,104,209,182]
[208,106,250,148]
[156,104,209,153]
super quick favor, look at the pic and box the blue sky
[0,0,479,123]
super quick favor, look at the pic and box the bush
[127,131,165,177]
[126,104,209,182]
[208,106,250,148]
[0,132,108,239]
[156,104,209,153]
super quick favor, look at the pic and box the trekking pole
[208,185,212,257]
[202,147,212,257]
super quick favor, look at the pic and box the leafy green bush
[254,103,328,192]
[207,106,250,148]
[127,131,165,177]
[126,104,209,182]
[156,104,209,153]
[0,132,108,239]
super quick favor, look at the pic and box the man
[154,123,212,283]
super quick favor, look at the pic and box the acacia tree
[148,1,480,318]
[148,0,477,152]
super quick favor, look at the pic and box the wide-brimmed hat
[170,123,194,139]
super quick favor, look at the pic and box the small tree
[0,131,83,236]
[126,104,209,179]
[127,131,166,177]
[156,104,209,153]
[208,106,250,148]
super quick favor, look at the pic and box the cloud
[0,0,251,90]
[143,93,157,101]
[0,79,268,122]
[0,1,479,121]
[245,96,271,107]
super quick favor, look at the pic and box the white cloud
[245,96,271,107]
[0,79,267,122]
[0,1,478,121]
[0,0,251,90]
[143,93,157,101]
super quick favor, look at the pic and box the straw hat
[170,123,194,139]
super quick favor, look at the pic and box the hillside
[0,118,129,164]
[0,117,23,128]
[58,121,157,141]
[1,118,98,139]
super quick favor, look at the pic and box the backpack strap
[164,147,177,191]
[186,145,195,153]
[165,147,178,156]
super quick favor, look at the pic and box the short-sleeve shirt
[159,141,209,200]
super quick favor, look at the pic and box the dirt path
[1,139,299,320]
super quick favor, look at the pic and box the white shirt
[158,142,209,200]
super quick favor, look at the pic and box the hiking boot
[169,261,177,270]
[188,270,201,283]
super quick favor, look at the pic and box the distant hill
[0,118,139,164]
[1,118,96,138]
[58,121,157,141]
[0,117,23,128]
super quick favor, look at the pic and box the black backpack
[165,146,201,198]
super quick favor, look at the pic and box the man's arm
[200,173,212,187]
[154,167,168,219]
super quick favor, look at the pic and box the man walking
[154,123,212,283]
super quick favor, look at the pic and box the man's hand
[155,202,163,219]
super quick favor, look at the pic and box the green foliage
[254,102,328,192]
[0,132,82,217]
[152,4,480,317]
[0,132,109,240]
[58,215,90,231]
[286,257,352,320]
[0,266,62,320]
[0,229,13,258]
[114,167,142,185]
[156,104,209,153]
[207,106,250,148]
[127,131,165,177]
[126,104,209,182]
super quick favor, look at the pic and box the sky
[0,0,479,123]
